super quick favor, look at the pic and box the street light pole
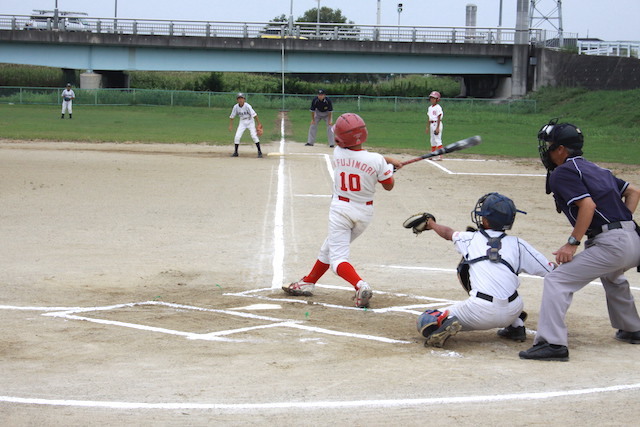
[397,3,403,39]
[316,0,320,37]
[289,0,294,33]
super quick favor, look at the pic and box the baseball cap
[236,92,245,99]
[66,83,71,87]
[317,89,326,94]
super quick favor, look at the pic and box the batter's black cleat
[519,341,569,361]
[615,330,640,344]
[426,316,461,348]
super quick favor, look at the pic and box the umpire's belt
[586,220,634,239]
[338,196,373,205]
[475,290,519,303]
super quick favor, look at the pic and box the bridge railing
[578,41,639,58]
[0,14,574,46]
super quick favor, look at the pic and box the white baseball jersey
[229,102,257,121]
[62,89,75,99]
[427,104,443,123]
[332,147,393,203]
[453,229,555,299]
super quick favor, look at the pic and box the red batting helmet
[429,91,441,99]
[333,113,368,148]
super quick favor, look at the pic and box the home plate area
[39,285,458,346]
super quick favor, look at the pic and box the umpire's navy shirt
[549,156,632,228]
[310,96,333,112]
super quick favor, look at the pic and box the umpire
[306,89,335,147]
[520,120,640,361]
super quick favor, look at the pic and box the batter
[283,113,403,308]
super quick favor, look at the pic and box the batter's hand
[553,244,578,264]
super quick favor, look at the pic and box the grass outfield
[1,104,638,164]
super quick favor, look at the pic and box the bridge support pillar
[80,72,102,89]
[511,0,530,97]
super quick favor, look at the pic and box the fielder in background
[519,120,640,361]
[61,83,75,119]
[283,113,403,308]
[407,193,556,348]
[426,91,443,160]
[228,93,263,158]
[306,89,335,147]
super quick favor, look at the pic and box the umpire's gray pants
[307,111,335,146]
[534,221,640,347]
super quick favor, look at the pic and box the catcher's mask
[471,192,526,231]
[537,119,584,172]
[333,113,368,148]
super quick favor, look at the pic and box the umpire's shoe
[615,330,640,344]
[519,341,569,361]
[497,311,528,342]
[426,316,461,348]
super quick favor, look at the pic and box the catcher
[228,92,263,158]
[405,193,556,348]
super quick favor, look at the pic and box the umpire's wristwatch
[567,236,581,246]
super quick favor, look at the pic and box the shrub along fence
[0,87,537,114]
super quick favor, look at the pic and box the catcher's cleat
[497,325,527,342]
[354,282,372,308]
[426,316,461,348]
[282,280,315,296]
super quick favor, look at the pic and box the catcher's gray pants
[307,111,335,146]
[534,221,640,347]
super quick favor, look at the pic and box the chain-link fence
[0,87,537,113]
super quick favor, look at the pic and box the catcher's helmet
[428,91,441,99]
[333,113,368,148]
[537,119,583,171]
[471,192,526,231]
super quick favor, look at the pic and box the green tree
[297,7,353,24]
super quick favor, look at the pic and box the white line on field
[270,116,286,289]
[425,159,546,176]
[2,382,639,410]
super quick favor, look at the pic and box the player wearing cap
[61,83,75,119]
[410,193,556,348]
[306,89,335,147]
[284,113,402,308]
[228,93,263,158]
[426,91,443,160]
[519,120,640,361]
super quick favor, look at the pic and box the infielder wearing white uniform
[228,93,262,158]
[426,91,443,160]
[61,83,75,119]
[413,193,556,348]
[283,113,403,308]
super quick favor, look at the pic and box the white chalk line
[380,264,640,291]
[425,158,546,176]
[1,299,408,344]
[2,382,639,411]
[269,116,286,289]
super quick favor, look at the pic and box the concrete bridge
[0,8,564,97]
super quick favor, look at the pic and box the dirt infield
[1,139,639,425]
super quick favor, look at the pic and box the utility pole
[529,0,564,47]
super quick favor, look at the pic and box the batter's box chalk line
[225,283,458,315]
[2,300,409,345]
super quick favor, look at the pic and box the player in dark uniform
[520,120,640,361]
[306,89,335,147]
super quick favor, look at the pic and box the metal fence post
[357,95,361,112]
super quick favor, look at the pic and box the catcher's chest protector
[457,230,517,291]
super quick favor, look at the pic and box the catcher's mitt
[403,212,436,235]
[63,97,71,102]
[256,124,264,137]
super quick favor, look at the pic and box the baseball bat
[400,135,481,167]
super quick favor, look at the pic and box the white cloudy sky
[3,0,639,41]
